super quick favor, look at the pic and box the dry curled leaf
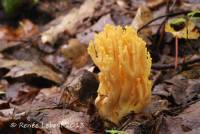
[60,38,89,68]
[153,77,200,105]
[0,59,63,84]
[0,19,38,41]
[42,55,72,77]
[41,0,101,45]
[6,83,39,105]
[131,5,153,43]
[146,0,166,9]
[60,112,90,134]
[131,5,153,31]
[160,101,200,133]
[27,99,90,134]
[67,70,99,103]
[77,14,114,44]
[0,41,21,52]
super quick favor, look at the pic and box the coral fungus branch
[88,25,152,124]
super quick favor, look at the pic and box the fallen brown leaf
[60,38,89,68]
[28,108,90,134]
[77,14,114,44]
[160,101,200,133]
[146,0,166,9]
[131,5,153,43]
[41,0,101,45]
[42,55,72,77]
[0,19,38,42]
[153,76,200,105]
[0,41,21,52]
[0,59,63,84]
[0,100,9,110]
[16,19,39,39]
[30,86,62,110]
[66,70,99,103]
[131,5,153,31]
[12,86,63,113]
[6,83,39,105]
[60,112,90,134]
[0,108,14,117]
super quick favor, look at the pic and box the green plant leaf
[169,17,186,31]
[187,10,200,19]
[1,0,22,16]
[1,0,39,17]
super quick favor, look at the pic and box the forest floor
[0,0,200,134]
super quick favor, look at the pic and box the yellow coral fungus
[88,24,152,124]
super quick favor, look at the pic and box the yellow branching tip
[88,24,152,124]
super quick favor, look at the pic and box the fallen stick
[152,56,200,70]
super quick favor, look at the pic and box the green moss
[187,10,200,19]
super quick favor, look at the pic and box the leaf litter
[0,0,200,134]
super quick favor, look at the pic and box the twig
[175,37,179,69]
[154,0,171,46]
[152,56,200,70]
[153,0,171,54]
